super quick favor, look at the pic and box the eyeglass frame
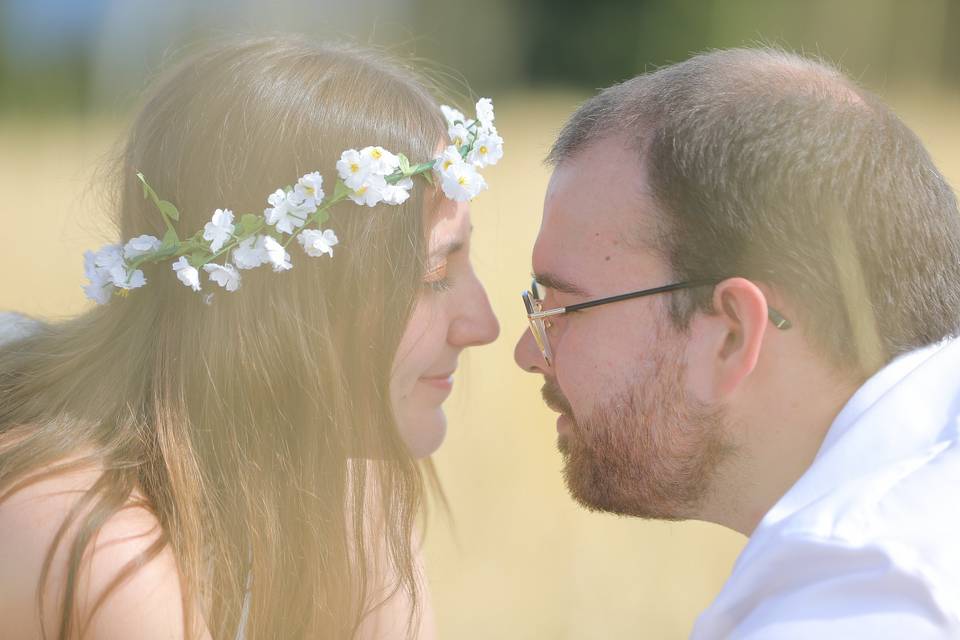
[521,277,792,365]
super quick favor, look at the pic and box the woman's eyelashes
[423,260,453,293]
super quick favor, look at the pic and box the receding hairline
[546,47,871,168]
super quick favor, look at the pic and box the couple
[1,35,959,639]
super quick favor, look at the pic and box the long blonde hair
[0,35,448,639]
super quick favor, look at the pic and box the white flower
[295,171,324,203]
[233,235,269,270]
[475,97,495,132]
[263,236,292,272]
[93,244,124,271]
[203,262,241,291]
[440,162,487,201]
[88,243,146,291]
[114,268,146,290]
[172,256,201,291]
[265,189,313,235]
[298,228,339,257]
[448,122,471,149]
[441,104,467,127]
[434,145,465,176]
[202,209,235,252]
[83,250,114,304]
[361,146,400,176]
[381,177,414,205]
[123,235,162,260]
[336,149,372,190]
[467,131,504,168]
[348,174,388,207]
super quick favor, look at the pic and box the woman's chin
[399,408,448,459]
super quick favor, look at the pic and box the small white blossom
[467,131,504,168]
[295,171,325,203]
[172,256,201,291]
[93,244,125,272]
[381,177,414,205]
[123,235,162,260]
[475,98,495,132]
[202,209,235,252]
[441,104,467,127]
[448,122,471,149]
[298,228,339,258]
[440,161,487,201]
[233,235,269,270]
[265,189,314,235]
[203,262,241,291]
[114,268,146,290]
[348,174,389,207]
[336,149,372,190]
[434,146,465,175]
[88,243,146,291]
[83,250,114,304]
[361,146,400,176]
[263,236,292,272]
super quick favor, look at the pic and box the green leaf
[137,172,161,205]
[397,153,411,175]
[333,179,351,200]
[161,228,179,248]
[189,251,208,267]
[421,171,434,186]
[158,200,180,221]
[315,209,330,225]
[239,213,261,235]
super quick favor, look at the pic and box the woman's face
[390,198,500,458]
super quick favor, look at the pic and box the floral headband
[83,99,503,304]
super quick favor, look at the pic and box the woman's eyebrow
[429,225,472,259]
[532,272,589,296]
[430,240,464,260]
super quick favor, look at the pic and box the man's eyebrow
[532,272,590,296]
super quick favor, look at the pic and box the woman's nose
[449,277,500,348]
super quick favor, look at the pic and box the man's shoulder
[694,442,960,639]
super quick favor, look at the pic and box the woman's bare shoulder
[0,459,208,639]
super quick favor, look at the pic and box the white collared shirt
[691,338,960,639]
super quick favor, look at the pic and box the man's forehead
[534,141,664,291]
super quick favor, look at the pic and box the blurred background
[2,0,959,637]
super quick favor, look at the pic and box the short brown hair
[549,48,960,370]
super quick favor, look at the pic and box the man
[514,48,960,638]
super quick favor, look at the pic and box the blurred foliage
[1,0,958,114]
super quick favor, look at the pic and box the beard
[542,339,733,521]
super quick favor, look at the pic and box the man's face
[513,139,732,520]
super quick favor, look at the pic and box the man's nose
[514,326,549,374]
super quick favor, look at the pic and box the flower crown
[83,99,503,304]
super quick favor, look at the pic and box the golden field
[2,91,958,639]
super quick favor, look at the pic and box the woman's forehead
[428,200,472,255]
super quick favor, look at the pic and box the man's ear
[701,277,769,399]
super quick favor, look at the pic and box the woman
[0,35,500,639]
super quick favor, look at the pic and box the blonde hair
[0,35,448,639]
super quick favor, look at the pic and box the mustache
[541,378,574,416]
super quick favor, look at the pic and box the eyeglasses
[521,277,792,365]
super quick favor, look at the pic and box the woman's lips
[420,373,454,392]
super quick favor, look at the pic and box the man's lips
[541,379,574,416]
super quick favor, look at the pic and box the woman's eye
[423,261,452,293]
[426,277,454,293]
